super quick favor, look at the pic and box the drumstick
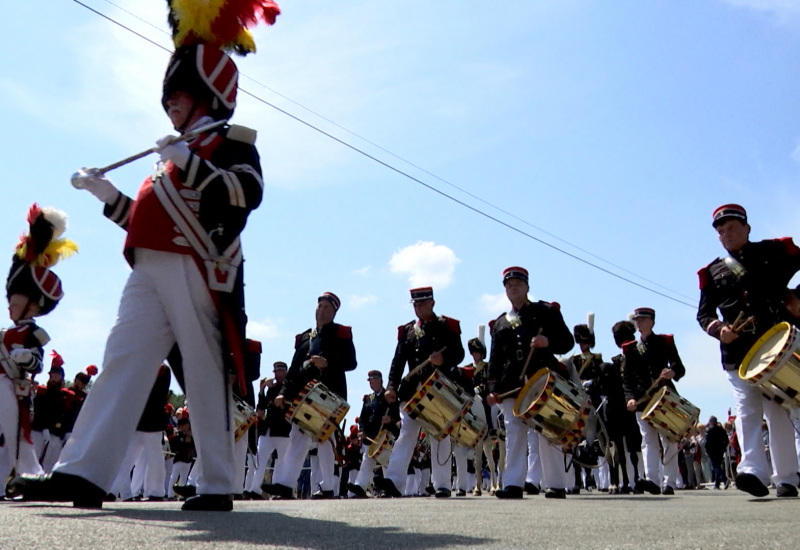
[403,347,447,381]
[496,387,522,400]
[634,378,663,406]
[519,328,544,381]
[732,315,756,334]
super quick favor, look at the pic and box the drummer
[380,287,465,498]
[269,292,357,499]
[485,267,575,499]
[347,370,399,497]
[622,307,685,495]
[697,204,800,498]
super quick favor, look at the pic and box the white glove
[10,348,35,372]
[71,168,120,204]
[156,135,191,170]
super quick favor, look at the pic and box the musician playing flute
[268,292,357,500]
[380,287,465,498]
[697,204,800,498]
[486,267,574,499]
[9,0,280,511]
[622,307,685,495]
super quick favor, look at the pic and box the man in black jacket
[623,307,685,495]
[697,204,800,498]
[380,287,465,498]
[486,267,575,499]
[244,361,291,499]
[269,293,357,499]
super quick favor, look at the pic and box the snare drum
[451,398,489,449]
[739,322,800,410]
[402,370,471,440]
[641,387,700,442]
[367,429,395,467]
[512,368,592,451]
[286,380,350,443]
[233,396,258,443]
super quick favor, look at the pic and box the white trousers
[385,407,451,491]
[727,371,797,486]
[498,400,564,490]
[0,376,44,479]
[353,443,381,490]
[246,434,289,493]
[526,428,542,486]
[636,412,680,489]
[168,461,193,497]
[272,426,335,492]
[54,250,234,495]
[111,431,167,499]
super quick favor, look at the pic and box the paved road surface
[0,488,796,550]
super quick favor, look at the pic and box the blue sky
[3,1,800,427]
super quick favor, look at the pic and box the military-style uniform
[488,300,574,496]
[0,322,48,481]
[351,386,400,494]
[31,381,75,472]
[246,377,291,495]
[698,233,800,490]
[272,320,357,496]
[599,354,641,492]
[383,313,465,495]
[622,331,685,491]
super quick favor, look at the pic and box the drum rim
[738,321,794,380]
[512,367,550,417]
[641,386,669,418]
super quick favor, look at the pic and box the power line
[70,0,696,308]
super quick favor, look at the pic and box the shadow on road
[39,507,494,549]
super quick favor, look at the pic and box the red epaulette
[398,324,409,341]
[246,339,262,354]
[697,266,711,290]
[779,237,800,256]
[294,332,306,349]
[662,334,675,345]
[35,385,47,396]
[363,394,369,402]
[336,325,353,339]
[548,301,561,311]
[442,316,461,334]
[621,340,637,354]
[488,318,497,332]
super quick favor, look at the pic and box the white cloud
[480,292,510,316]
[352,266,372,276]
[723,0,800,20]
[247,318,283,341]
[348,294,378,309]
[388,241,460,288]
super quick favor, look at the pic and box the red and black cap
[502,266,529,286]
[632,307,655,321]
[410,287,434,302]
[318,292,341,311]
[49,350,65,378]
[712,204,747,228]
[75,365,99,384]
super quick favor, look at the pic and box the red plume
[86,365,99,376]
[50,350,64,368]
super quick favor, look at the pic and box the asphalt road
[1,488,796,550]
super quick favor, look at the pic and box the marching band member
[269,292,357,500]
[8,1,280,511]
[31,351,75,472]
[697,204,800,497]
[486,267,575,499]
[463,334,500,496]
[244,361,291,499]
[601,321,642,494]
[2,205,75,483]
[348,370,399,498]
[380,287,466,498]
[623,307,685,495]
